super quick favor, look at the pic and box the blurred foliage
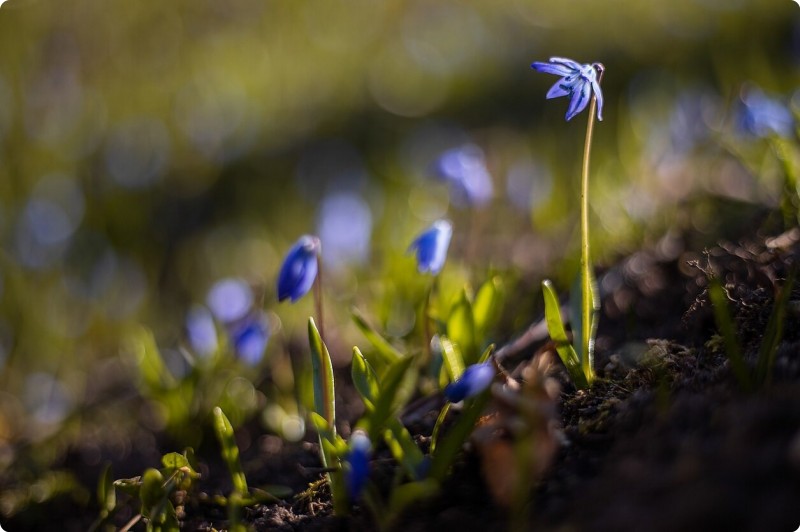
[0,0,797,527]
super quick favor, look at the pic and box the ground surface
[5,221,800,532]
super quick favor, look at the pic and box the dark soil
[6,226,800,532]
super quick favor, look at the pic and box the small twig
[119,513,142,532]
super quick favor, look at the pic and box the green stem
[579,67,603,384]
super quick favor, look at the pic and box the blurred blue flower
[433,144,493,207]
[207,278,253,324]
[185,305,219,358]
[229,311,271,366]
[345,430,371,502]
[531,57,604,121]
[739,86,794,138]
[444,362,495,403]
[277,235,320,302]
[408,220,452,275]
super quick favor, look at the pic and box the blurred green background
[0,0,796,526]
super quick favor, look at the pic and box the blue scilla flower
[408,220,452,275]
[444,362,495,403]
[229,311,271,366]
[277,235,320,302]
[185,305,219,358]
[739,86,795,139]
[433,144,493,207]
[345,430,371,502]
[206,278,253,324]
[531,57,604,122]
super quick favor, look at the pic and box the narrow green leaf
[308,317,336,435]
[140,468,173,525]
[112,477,141,498]
[569,272,599,377]
[384,479,440,526]
[440,335,465,381]
[97,463,115,513]
[212,406,249,494]
[126,326,175,391]
[351,307,403,365]
[473,276,504,343]
[447,288,477,365]
[708,279,752,391]
[756,268,796,386]
[369,355,416,434]
[351,346,380,410]
[429,389,491,482]
[542,280,589,389]
[384,418,426,481]
[429,402,451,455]
[477,343,495,365]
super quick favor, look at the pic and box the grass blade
[212,406,248,494]
[308,317,336,435]
[708,279,752,391]
[351,307,403,365]
[756,267,796,386]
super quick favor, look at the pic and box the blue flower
[433,144,493,207]
[345,430,371,501]
[408,220,452,275]
[185,305,219,358]
[444,362,495,403]
[277,235,320,302]
[229,311,271,366]
[206,278,254,324]
[739,86,794,138]
[531,57,604,121]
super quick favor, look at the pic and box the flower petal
[546,80,571,99]
[408,220,452,275]
[591,77,604,121]
[531,61,574,77]
[565,80,591,121]
[548,57,584,71]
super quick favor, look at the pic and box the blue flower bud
[229,311,270,366]
[444,362,495,403]
[531,57,604,121]
[408,220,452,275]
[277,235,320,302]
[185,305,218,358]
[433,144,493,208]
[345,430,371,502]
[739,86,794,139]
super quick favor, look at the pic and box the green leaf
[473,276,504,344]
[351,307,403,365]
[447,288,477,365]
[756,268,796,386]
[542,280,589,389]
[569,271,600,372]
[369,355,416,434]
[97,463,116,514]
[440,335,465,381]
[125,326,175,392]
[212,406,249,494]
[161,452,189,472]
[385,479,440,526]
[140,468,176,527]
[708,279,752,391]
[429,388,491,482]
[308,317,336,436]
[383,418,426,481]
[112,477,141,498]
[351,346,380,410]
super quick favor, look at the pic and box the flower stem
[579,65,604,384]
